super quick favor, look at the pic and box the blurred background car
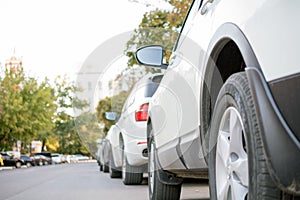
[96,137,110,172]
[75,154,89,161]
[0,152,24,168]
[106,74,162,185]
[51,153,64,164]
[32,155,51,166]
[20,155,35,167]
[105,125,121,177]
[32,152,52,165]
[70,154,89,163]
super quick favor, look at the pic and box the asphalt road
[0,162,209,200]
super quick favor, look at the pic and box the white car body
[152,0,300,160]
[108,74,161,169]
[70,154,89,162]
[137,0,300,198]
[51,153,63,164]
[106,125,121,167]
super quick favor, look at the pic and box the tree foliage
[125,0,192,67]
[95,96,113,135]
[0,65,96,156]
[51,76,90,155]
[95,90,131,137]
[0,67,56,151]
[74,112,100,156]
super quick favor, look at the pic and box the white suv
[106,74,162,185]
[136,0,300,199]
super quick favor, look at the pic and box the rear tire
[103,163,109,173]
[15,161,22,168]
[209,72,281,199]
[109,150,122,178]
[99,163,103,171]
[148,130,182,200]
[122,151,143,185]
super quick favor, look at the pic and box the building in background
[5,49,23,73]
[31,141,43,153]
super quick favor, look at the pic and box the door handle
[200,0,214,15]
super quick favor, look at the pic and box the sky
[0,0,170,81]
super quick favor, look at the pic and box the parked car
[20,155,35,167]
[60,154,68,163]
[51,153,64,164]
[135,0,300,199]
[32,155,51,166]
[106,74,163,185]
[96,136,111,173]
[0,152,24,168]
[32,152,52,165]
[70,154,89,162]
[105,125,121,177]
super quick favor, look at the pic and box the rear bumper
[246,67,300,195]
[125,139,148,167]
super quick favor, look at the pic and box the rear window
[144,75,163,97]
[144,82,159,97]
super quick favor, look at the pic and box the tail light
[135,103,149,121]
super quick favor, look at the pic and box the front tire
[209,72,281,199]
[109,150,122,178]
[99,162,103,171]
[15,161,22,168]
[103,163,109,173]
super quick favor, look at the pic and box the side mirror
[136,45,168,69]
[105,112,117,121]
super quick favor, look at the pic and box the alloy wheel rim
[216,107,248,200]
[16,162,21,168]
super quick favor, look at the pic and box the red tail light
[135,103,149,121]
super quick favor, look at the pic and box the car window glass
[144,82,159,97]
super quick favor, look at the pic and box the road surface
[0,161,209,200]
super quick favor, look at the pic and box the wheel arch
[119,132,124,150]
[147,117,152,144]
[201,23,260,155]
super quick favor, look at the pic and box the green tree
[125,0,192,67]
[95,96,114,135]
[95,90,130,136]
[0,66,56,151]
[22,77,56,150]
[0,67,24,150]
[74,112,100,157]
[51,76,90,155]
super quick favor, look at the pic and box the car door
[151,0,216,169]
[177,0,217,169]
[149,0,200,170]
